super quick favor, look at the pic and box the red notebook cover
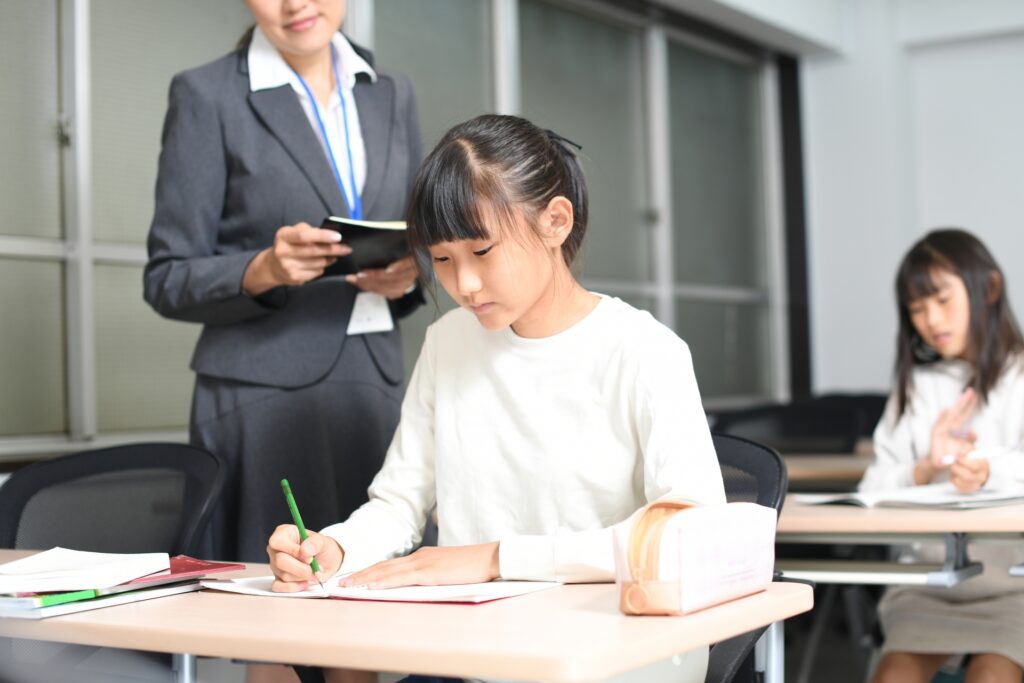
[94,556,245,595]
[122,555,244,586]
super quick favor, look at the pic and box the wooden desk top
[778,500,1024,535]
[783,453,872,484]
[0,553,812,682]
[782,437,874,484]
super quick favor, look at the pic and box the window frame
[0,0,803,462]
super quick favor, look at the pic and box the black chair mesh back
[812,392,888,438]
[15,469,186,553]
[705,433,788,683]
[713,401,861,454]
[712,433,787,513]
[0,443,225,556]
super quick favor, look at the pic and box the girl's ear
[538,196,574,248]
[987,271,1003,306]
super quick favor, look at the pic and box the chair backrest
[0,443,225,556]
[712,432,788,513]
[713,401,862,454]
[705,433,788,683]
[812,392,888,438]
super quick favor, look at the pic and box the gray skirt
[878,542,1024,669]
[190,336,404,562]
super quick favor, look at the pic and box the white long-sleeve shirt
[860,357,1024,598]
[860,355,1024,493]
[321,295,726,582]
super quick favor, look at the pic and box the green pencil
[280,479,324,591]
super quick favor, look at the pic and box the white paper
[201,575,560,604]
[326,216,406,230]
[346,292,394,335]
[0,548,169,593]
[792,482,1024,509]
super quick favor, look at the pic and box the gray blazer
[144,41,423,388]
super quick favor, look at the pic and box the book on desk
[202,575,560,604]
[0,548,242,619]
[792,482,1024,509]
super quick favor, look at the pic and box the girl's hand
[950,455,990,494]
[338,542,500,590]
[926,388,978,471]
[266,525,344,593]
[243,223,352,295]
[345,256,418,300]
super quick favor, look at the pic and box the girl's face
[907,269,972,360]
[427,201,573,335]
[244,0,345,61]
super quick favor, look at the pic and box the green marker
[280,479,324,591]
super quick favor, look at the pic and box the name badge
[347,292,395,335]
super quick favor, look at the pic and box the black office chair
[0,443,226,683]
[0,442,225,555]
[713,401,862,454]
[811,392,888,438]
[705,433,790,683]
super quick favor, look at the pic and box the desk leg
[172,653,197,683]
[754,621,785,683]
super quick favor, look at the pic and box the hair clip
[544,129,583,152]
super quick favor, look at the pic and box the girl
[267,114,725,681]
[861,229,1024,683]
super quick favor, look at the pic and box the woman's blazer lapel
[353,74,394,218]
[245,73,396,222]
[247,85,349,218]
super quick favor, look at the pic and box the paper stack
[0,548,243,619]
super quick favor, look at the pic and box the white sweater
[322,295,726,582]
[860,356,1024,493]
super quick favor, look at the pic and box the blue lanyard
[291,44,363,219]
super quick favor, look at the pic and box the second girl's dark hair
[406,114,588,278]
[894,228,1024,416]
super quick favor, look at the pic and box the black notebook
[320,216,409,276]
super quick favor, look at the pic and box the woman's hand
[338,542,500,590]
[266,525,344,593]
[345,256,418,300]
[950,454,990,493]
[243,223,352,295]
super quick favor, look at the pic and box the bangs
[896,245,954,305]
[408,143,505,249]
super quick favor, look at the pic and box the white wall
[800,0,1024,393]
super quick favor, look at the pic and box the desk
[0,551,812,683]
[783,437,874,489]
[777,500,1024,683]
[777,500,1024,586]
[783,453,872,487]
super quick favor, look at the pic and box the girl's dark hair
[894,228,1024,416]
[406,114,588,279]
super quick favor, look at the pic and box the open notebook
[793,482,1024,509]
[202,575,559,604]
